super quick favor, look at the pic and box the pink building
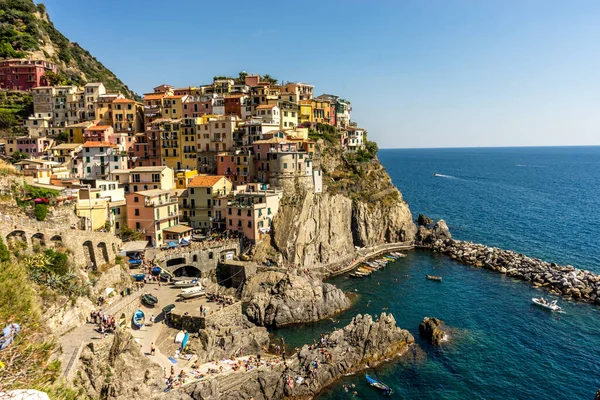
[16,136,55,157]
[216,150,256,185]
[183,96,213,118]
[0,59,57,91]
[125,189,180,247]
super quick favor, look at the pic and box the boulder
[417,214,433,226]
[418,317,448,345]
[244,271,351,327]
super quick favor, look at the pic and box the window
[229,219,232,226]
[247,221,252,228]
[228,208,232,215]
[115,222,120,229]
[114,156,118,162]
[134,196,139,203]
[86,157,90,162]
[283,163,287,169]
[134,209,140,216]
[136,222,140,229]
[86,166,91,173]
[152,173,160,183]
[206,188,211,194]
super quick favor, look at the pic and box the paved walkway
[327,242,415,276]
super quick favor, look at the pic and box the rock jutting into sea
[431,238,600,303]
[415,219,452,245]
[243,271,351,327]
[419,317,449,345]
[166,313,414,400]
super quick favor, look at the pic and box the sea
[272,146,600,400]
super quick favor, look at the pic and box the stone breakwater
[432,239,600,303]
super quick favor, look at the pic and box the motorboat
[141,293,159,307]
[132,310,145,328]
[391,252,407,257]
[532,297,562,312]
[366,374,392,395]
[179,286,206,299]
[173,279,199,288]
[426,274,443,282]
[130,273,145,282]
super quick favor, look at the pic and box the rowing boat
[426,274,443,282]
[366,374,392,395]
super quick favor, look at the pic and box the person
[151,342,156,356]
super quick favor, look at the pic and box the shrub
[0,237,10,262]
[34,203,48,221]
[44,248,69,276]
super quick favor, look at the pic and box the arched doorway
[6,230,27,250]
[50,235,62,248]
[172,265,201,278]
[166,257,186,267]
[31,232,46,247]
[97,242,109,264]
[83,240,97,270]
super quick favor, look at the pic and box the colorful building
[66,121,95,144]
[298,100,313,125]
[0,59,56,90]
[184,175,232,230]
[81,141,127,179]
[110,165,175,194]
[125,189,180,247]
[111,98,144,134]
[16,136,54,158]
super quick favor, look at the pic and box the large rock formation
[166,313,414,400]
[419,317,448,345]
[156,313,270,365]
[243,271,351,327]
[76,331,164,399]
[416,219,452,245]
[265,141,416,270]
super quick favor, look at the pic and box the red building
[0,59,57,91]
[224,94,244,117]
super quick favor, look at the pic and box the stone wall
[0,215,121,269]
[169,302,242,332]
[155,239,241,277]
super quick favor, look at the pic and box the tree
[55,131,68,143]
[365,140,379,156]
[0,237,9,262]
[120,224,143,242]
[235,71,248,84]
[262,74,278,85]
[10,151,28,163]
[43,70,66,86]
[33,204,48,221]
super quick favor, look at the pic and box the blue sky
[41,0,600,148]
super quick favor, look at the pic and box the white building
[81,141,127,179]
[255,104,280,126]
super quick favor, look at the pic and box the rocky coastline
[243,271,351,327]
[166,313,414,400]
[431,238,600,304]
[419,317,448,345]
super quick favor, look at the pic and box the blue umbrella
[181,331,189,351]
[168,241,178,248]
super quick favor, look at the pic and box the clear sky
[40,0,600,148]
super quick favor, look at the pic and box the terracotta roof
[256,104,277,109]
[143,94,165,100]
[82,141,117,148]
[188,175,226,187]
[113,98,134,103]
[85,125,112,131]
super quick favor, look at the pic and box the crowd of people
[89,308,117,337]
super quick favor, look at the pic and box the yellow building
[185,175,232,230]
[95,94,124,126]
[66,121,95,143]
[175,169,198,189]
[163,95,185,119]
[112,98,145,133]
[311,99,329,124]
[298,100,313,124]
[160,117,199,170]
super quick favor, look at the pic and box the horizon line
[380,144,600,150]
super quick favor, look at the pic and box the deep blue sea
[274,147,600,400]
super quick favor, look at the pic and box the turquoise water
[273,147,600,399]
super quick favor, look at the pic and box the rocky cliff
[76,331,164,399]
[243,271,351,327]
[265,140,416,269]
[419,317,448,345]
[166,313,414,400]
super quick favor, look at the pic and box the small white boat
[532,297,562,312]
[391,252,407,257]
[179,286,206,299]
[173,279,199,288]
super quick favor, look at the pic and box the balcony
[144,198,178,207]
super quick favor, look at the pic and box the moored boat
[179,286,206,299]
[173,279,199,288]
[141,293,159,306]
[132,310,145,328]
[131,273,145,282]
[151,266,161,276]
[426,274,443,282]
[366,374,392,395]
[532,297,562,312]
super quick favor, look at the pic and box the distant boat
[141,293,159,307]
[433,172,443,177]
[159,272,171,282]
[366,374,393,395]
[426,274,443,282]
[179,286,206,299]
[132,310,145,328]
[532,297,562,312]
